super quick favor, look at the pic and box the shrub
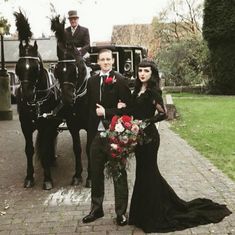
[157,38,210,87]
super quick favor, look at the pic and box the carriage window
[134,50,142,65]
[134,50,142,77]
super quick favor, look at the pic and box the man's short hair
[98,48,113,58]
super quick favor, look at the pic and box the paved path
[0,105,234,235]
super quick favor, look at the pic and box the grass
[169,93,235,181]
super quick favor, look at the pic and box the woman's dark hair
[133,59,161,95]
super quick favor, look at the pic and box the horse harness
[18,55,62,119]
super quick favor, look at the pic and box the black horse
[51,15,91,187]
[14,11,62,190]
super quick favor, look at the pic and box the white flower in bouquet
[120,135,129,144]
[131,124,140,135]
[115,122,125,133]
[110,143,118,150]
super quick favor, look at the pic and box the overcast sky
[0,0,170,43]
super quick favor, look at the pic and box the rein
[35,84,63,119]
[75,76,88,98]
[36,79,60,93]
[19,70,62,117]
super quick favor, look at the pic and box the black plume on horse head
[13,10,32,44]
[50,15,66,45]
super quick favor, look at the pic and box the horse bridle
[18,56,61,118]
[17,56,41,105]
[57,59,88,101]
[18,56,41,83]
[57,59,79,102]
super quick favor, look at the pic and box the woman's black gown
[128,90,232,233]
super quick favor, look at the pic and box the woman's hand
[117,100,126,109]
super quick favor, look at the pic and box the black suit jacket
[66,25,90,56]
[87,71,131,140]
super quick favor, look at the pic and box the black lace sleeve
[147,90,167,123]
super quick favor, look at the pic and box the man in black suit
[83,49,131,226]
[66,10,90,57]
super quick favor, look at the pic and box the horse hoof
[71,176,82,186]
[43,181,53,190]
[85,179,92,188]
[24,178,35,188]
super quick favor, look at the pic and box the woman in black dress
[118,59,231,233]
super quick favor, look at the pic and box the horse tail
[13,10,32,44]
[50,15,66,44]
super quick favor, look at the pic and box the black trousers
[90,133,128,216]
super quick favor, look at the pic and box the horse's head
[51,15,87,106]
[14,10,42,103]
[54,59,78,105]
[15,41,42,102]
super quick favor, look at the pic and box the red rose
[117,146,123,153]
[110,115,119,130]
[123,121,132,129]
[109,136,119,144]
[121,115,132,123]
[111,152,118,158]
[105,77,113,84]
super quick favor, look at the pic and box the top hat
[68,10,79,19]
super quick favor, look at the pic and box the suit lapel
[93,75,101,102]
[73,26,80,37]
[67,27,73,36]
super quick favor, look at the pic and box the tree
[203,0,235,94]
[157,38,210,86]
[152,0,209,88]
[111,24,157,55]
[153,0,203,46]
[0,16,11,35]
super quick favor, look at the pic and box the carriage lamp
[123,58,134,79]
[0,26,7,76]
[124,58,132,73]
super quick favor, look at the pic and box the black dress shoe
[116,215,127,226]
[85,178,92,188]
[82,211,104,223]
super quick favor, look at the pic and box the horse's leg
[78,99,91,187]
[42,167,53,190]
[21,120,35,188]
[36,121,59,190]
[75,98,91,188]
[67,119,83,186]
[36,129,53,190]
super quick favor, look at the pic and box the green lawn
[169,93,235,181]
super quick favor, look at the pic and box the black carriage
[88,45,148,88]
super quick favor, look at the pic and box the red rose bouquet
[100,115,148,179]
